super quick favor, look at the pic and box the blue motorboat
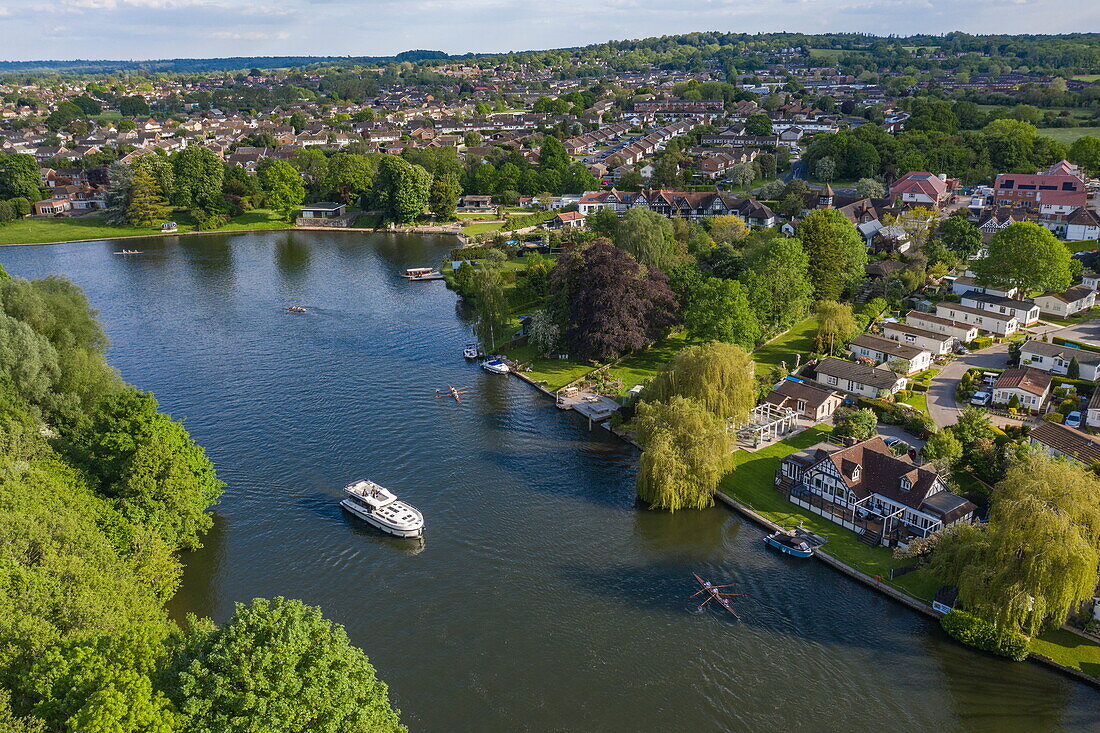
[764,530,814,558]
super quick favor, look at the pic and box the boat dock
[555,386,621,429]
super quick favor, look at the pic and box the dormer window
[900,477,911,491]
[852,464,861,481]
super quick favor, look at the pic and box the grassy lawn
[1064,239,1099,253]
[506,344,595,391]
[899,392,928,414]
[0,209,289,246]
[351,214,382,229]
[1040,307,1098,327]
[1041,127,1100,144]
[461,221,505,236]
[808,48,866,62]
[1030,629,1100,677]
[752,317,819,371]
[604,331,704,394]
[719,426,940,602]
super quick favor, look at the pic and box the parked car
[970,391,992,406]
[1066,411,1083,428]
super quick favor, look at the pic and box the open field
[1030,629,1100,677]
[1040,127,1100,144]
[753,317,819,371]
[0,209,289,246]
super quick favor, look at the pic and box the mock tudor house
[1032,285,1096,319]
[814,357,907,398]
[848,333,933,375]
[776,437,976,547]
[991,367,1052,411]
[881,322,956,356]
[1019,339,1100,381]
[764,378,844,422]
[904,311,980,343]
[935,302,1019,337]
[1029,422,1100,466]
[960,291,1040,327]
[888,172,954,208]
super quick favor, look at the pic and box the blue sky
[0,0,1094,62]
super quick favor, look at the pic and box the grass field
[0,209,290,247]
[1030,629,1100,677]
[1072,75,1100,82]
[506,344,595,391]
[808,48,866,63]
[753,317,820,371]
[1040,127,1100,144]
[1065,239,1099,253]
[899,392,928,414]
[461,221,505,236]
[718,426,940,601]
[605,331,704,394]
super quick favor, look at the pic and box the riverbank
[0,210,469,247]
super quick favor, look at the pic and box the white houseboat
[341,479,424,538]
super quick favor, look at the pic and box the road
[783,160,806,183]
[925,321,1070,428]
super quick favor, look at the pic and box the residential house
[880,322,956,356]
[960,291,1040,327]
[763,378,844,422]
[32,197,71,215]
[1086,389,1100,429]
[888,172,954,208]
[849,333,933,375]
[949,275,1017,299]
[1029,422,1100,466]
[548,211,585,230]
[777,437,976,546]
[1065,207,1100,241]
[993,160,1086,214]
[1032,285,1096,319]
[1018,339,1100,381]
[905,311,980,343]
[991,367,1052,410]
[814,357,907,398]
[934,302,1019,336]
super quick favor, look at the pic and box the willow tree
[635,396,731,512]
[643,342,754,423]
[816,300,855,356]
[928,452,1100,636]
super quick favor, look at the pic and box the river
[2,230,1097,732]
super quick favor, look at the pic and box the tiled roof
[1031,422,1100,465]
[993,367,1052,396]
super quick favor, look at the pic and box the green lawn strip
[1041,127,1100,144]
[461,221,505,235]
[752,317,820,370]
[1040,308,1098,327]
[719,426,937,601]
[899,392,928,414]
[505,344,595,391]
[1064,239,1099,253]
[351,214,382,228]
[604,331,704,394]
[1029,629,1100,676]
[0,209,290,246]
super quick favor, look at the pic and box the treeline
[805,115,1094,184]
[0,265,405,732]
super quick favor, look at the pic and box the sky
[0,0,1096,62]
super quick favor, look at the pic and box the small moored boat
[401,267,445,281]
[763,529,815,558]
[463,343,482,359]
[114,249,143,255]
[341,479,424,538]
[481,358,510,374]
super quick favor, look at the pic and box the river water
[2,231,1097,732]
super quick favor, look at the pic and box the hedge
[940,610,1029,661]
[1053,336,1100,354]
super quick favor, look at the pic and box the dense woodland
[0,264,405,732]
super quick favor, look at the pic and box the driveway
[926,343,1011,427]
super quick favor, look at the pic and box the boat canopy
[344,480,398,508]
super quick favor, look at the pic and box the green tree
[171,146,224,213]
[613,207,678,271]
[954,405,995,448]
[538,135,570,172]
[118,96,151,117]
[739,235,814,330]
[797,209,868,300]
[744,113,773,136]
[635,397,731,512]
[921,429,963,465]
[707,215,748,245]
[322,154,374,205]
[643,342,755,422]
[125,165,171,228]
[936,216,983,259]
[72,388,224,551]
[258,160,306,220]
[816,300,856,355]
[469,265,510,349]
[681,277,761,349]
[971,222,1072,294]
[854,178,885,198]
[0,152,42,201]
[165,598,405,733]
[833,407,878,441]
[1068,136,1100,177]
[429,172,461,220]
[374,156,432,224]
[928,452,1100,636]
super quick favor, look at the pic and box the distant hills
[0,50,451,74]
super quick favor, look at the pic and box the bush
[833,407,878,441]
[940,610,1029,661]
[970,336,993,350]
[904,411,938,439]
[1042,411,1064,423]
